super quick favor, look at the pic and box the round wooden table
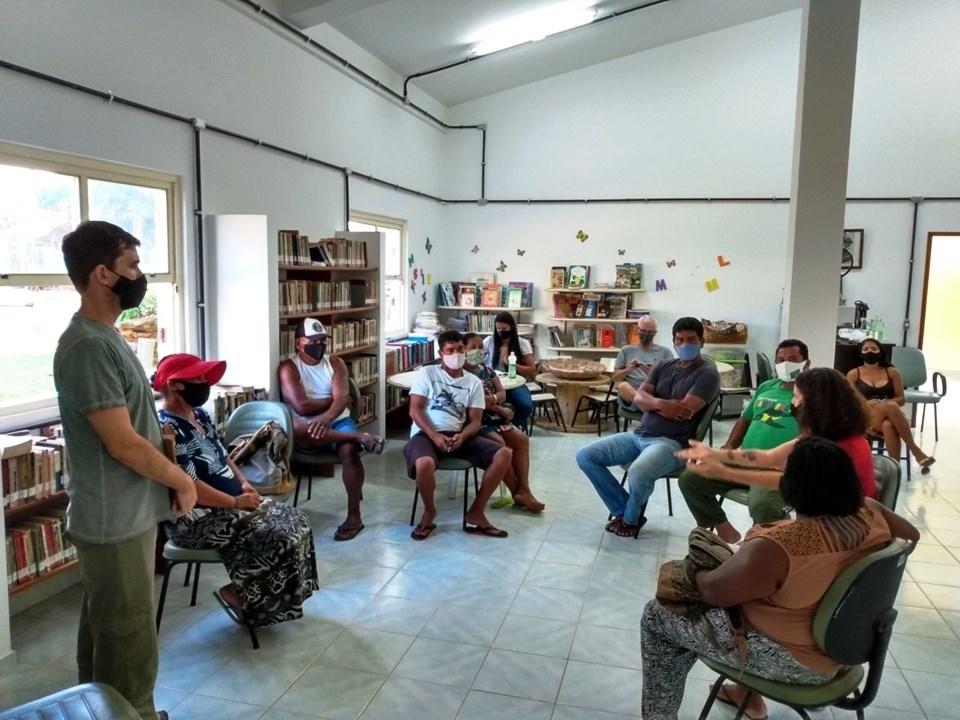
[535,372,613,433]
[387,369,527,390]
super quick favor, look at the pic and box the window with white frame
[348,214,406,337]
[0,142,181,419]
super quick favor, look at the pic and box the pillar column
[781,0,861,366]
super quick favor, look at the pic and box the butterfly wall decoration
[425,237,433,254]
[496,261,507,272]
[471,245,480,254]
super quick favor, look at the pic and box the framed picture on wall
[843,229,864,269]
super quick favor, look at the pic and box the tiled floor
[4,399,960,719]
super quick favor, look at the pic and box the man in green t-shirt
[678,339,809,543]
[54,221,197,720]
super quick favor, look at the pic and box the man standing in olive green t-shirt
[54,221,197,720]
[678,339,809,543]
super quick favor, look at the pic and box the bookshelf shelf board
[437,306,533,312]
[547,346,622,353]
[332,342,380,358]
[10,559,80,597]
[544,288,644,294]
[356,378,380,389]
[279,264,379,272]
[4,492,69,523]
[549,317,637,324]
[280,306,379,320]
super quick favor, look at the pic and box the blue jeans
[506,385,533,430]
[576,432,683,524]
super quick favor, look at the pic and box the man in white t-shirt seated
[278,318,384,542]
[404,330,514,541]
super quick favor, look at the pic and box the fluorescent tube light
[469,1,597,57]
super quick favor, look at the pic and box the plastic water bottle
[876,318,886,341]
[507,352,517,379]
[866,318,877,339]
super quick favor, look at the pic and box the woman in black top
[845,339,934,474]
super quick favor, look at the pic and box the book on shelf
[278,230,312,266]
[385,337,436,377]
[567,265,590,289]
[386,384,408,412]
[597,324,616,348]
[439,282,457,306]
[548,325,567,347]
[627,308,651,319]
[328,318,378,353]
[357,392,377,424]
[6,508,77,587]
[582,293,601,319]
[615,263,644,289]
[574,327,595,348]
[2,436,69,510]
[597,301,610,319]
[574,299,586,318]
[481,284,501,308]
[213,385,268,435]
[624,324,640,346]
[458,284,476,307]
[551,293,580,319]
[346,354,379,387]
[506,288,523,309]
[318,237,369,268]
[607,295,628,319]
[507,281,534,308]
[550,266,567,289]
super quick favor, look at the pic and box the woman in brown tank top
[640,437,918,720]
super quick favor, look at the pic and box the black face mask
[177,382,211,408]
[304,343,326,361]
[639,332,656,344]
[861,352,881,365]
[108,268,148,310]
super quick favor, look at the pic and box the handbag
[227,421,295,495]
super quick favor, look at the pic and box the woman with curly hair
[677,367,876,500]
[846,338,934,474]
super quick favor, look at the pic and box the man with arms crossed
[55,221,197,720]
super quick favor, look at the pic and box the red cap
[151,353,226,391]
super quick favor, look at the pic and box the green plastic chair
[290,377,363,506]
[891,346,947,441]
[755,352,774,386]
[0,683,140,720]
[697,538,911,720]
[619,394,721,517]
[224,400,294,467]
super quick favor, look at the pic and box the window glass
[0,164,81,274]
[88,179,169,275]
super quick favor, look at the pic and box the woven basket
[702,319,748,345]
[544,358,607,380]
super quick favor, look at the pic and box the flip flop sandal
[920,457,936,475]
[605,517,623,533]
[212,589,246,626]
[715,684,768,720]
[334,523,364,541]
[411,523,437,541]
[464,524,509,538]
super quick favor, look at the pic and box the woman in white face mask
[463,333,544,512]
[845,339,934,474]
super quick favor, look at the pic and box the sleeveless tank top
[290,355,350,422]
[855,367,896,401]
[740,503,892,672]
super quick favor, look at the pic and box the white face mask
[776,360,806,382]
[442,353,466,371]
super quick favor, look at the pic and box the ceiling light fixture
[469,1,598,57]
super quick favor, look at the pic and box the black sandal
[920,457,936,475]
[605,517,623,533]
[614,516,647,538]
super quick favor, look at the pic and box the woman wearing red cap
[153,353,318,627]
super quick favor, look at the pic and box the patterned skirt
[170,502,319,627]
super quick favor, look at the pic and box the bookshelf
[544,287,643,294]
[547,287,646,358]
[207,218,386,435]
[2,432,79,624]
[385,337,435,415]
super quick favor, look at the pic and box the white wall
[443,0,960,356]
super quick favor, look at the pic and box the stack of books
[310,237,369,268]
[278,230,312,265]
[2,435,69,509]
[346,355,378,387]
[412,312,441,336]
[385,338,435,376]
[213,386,268,434]
[329,319,378,353]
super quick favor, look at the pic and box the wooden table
[387,369,527,390]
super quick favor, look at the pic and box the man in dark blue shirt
[576,317,720,537]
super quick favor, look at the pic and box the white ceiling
[277,0,803,106]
